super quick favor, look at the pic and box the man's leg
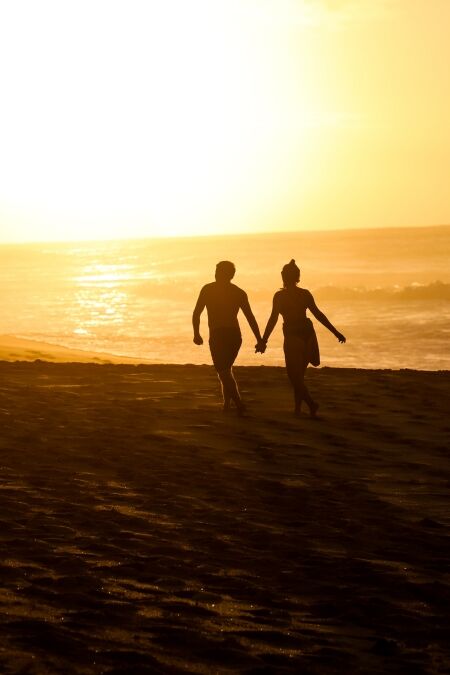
[221,377,231,411]
[210,328,243,413]
[218,368,245,414]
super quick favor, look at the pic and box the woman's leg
[284,336,318,417]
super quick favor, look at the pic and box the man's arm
[192,288,206,345]
[306,291,346,343]
[240,293,262,342]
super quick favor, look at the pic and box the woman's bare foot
[309,402,319,419]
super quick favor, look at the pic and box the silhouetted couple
[192,260,346,417]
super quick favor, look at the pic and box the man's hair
[281,259,300,287]
[216,260,236,281]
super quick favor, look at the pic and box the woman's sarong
[283,318,320,367]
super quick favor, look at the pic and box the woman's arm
[306,291,346,343]
[260,295,280,345]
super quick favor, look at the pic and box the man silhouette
[193,261,262,414]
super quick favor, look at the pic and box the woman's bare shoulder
[273,289,285,301]
[298,286,313,297]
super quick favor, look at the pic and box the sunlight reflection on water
[1,230,449,369]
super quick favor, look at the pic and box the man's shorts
[209,327,242,372]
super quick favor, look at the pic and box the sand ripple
[0,362,449,673]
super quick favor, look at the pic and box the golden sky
[0,0,448,243]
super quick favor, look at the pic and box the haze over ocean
[1,226,449,370]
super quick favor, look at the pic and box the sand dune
[0,360,449,674]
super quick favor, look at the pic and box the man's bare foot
[236,403,247,417]
[309,402,319,419]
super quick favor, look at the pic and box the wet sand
[0,359,449,674]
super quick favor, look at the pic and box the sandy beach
[0,352,449,673]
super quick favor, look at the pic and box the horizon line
[0,222,449,248]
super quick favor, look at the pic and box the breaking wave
[314,281,450,301]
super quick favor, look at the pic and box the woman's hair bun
[281,259,300,286]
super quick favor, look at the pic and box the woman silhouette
[257,260,346,418]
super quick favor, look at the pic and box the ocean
[1,226,449,370]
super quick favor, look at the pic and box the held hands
[193,334,203,345]
[335,331,346,344]
[255,339,267,354]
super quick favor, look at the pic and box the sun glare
[1,1,448,242]
[0,0,319,241]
